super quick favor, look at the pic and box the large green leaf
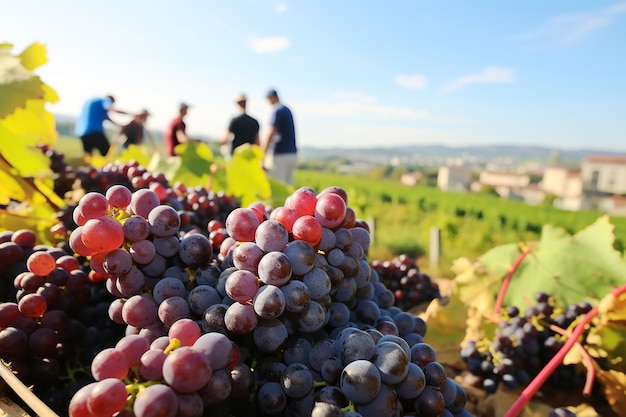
[479,216,626,307]
[0,124,52,177]
[168,142,214,188]
[225,144,271,207]
[0,43,45,119]
[0,94,58,145]
[0,155,26,204]
[18,42,48,71]
[115,144,160,169]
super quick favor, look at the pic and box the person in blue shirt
[74,95,129,158]
[262,89,298,185]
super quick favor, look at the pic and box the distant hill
[299,144,625,166]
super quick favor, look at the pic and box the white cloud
[515,1,626,47]
[395,74,427,90]
[248,35,290,54]
[442,67,516,93]
[276,3,288,13]
[328,91,377,104]
[296,94,430,121]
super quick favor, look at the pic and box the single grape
[162,346,213,393]
[258,251,292,286]
[340,359,381,404]
[148,205,181,237]
[133,384,178,417]
[225,208,260,242]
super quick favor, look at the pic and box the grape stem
[548,323,595,396]
[504,283,626,417]
[493,244,533,315]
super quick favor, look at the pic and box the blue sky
[2,1,626,151]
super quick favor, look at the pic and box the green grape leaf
[0,43,45,118]
[115,144,159,169]
[0,157,26,204]
[17,42,48,71]
[0,208,57,246]
[0,96,58,145]
[0,124,53,177]
[159,142,214,188]
[225,144,271,207]
[479,216,626,308]
[450,256,504,316]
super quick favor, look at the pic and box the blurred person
[220,92,260,159]
[164,102,200,156]
[261,89,297,185]
[74,95,129,158]
[113,109,157,153]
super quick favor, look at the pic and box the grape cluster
[48,157,239,249]
[370,255,441,311]
[0,229,125,411]
[2,183,477,417]
[460,292,590,394]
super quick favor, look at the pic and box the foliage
[0,42,62,245]
[469,216,626,308]
[424,219,626,416]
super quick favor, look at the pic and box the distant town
[301,145,626,218]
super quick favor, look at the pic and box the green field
[54,135,626,278]
[293,170,626,277]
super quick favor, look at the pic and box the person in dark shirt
[220,92,260,158]
[114,109,157,153]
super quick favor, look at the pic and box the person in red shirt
[164,103,198,156]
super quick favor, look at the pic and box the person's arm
[254,131,260,147]
[220,131,230,146]
[109,107,131,116]
[262,126,277,154]
[112,127,126,145]
[176,129,191,144]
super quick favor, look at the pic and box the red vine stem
[504,283,626,417]
[548,324,595,396]
[493,245,533,315]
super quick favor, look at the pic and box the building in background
[437,166,472,191]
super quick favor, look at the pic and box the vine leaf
[0,41,63,244]
[594,367,626,416]
[0,125,53,177]
[585,289,626,372]
[116,144,159,169]
[451,255,505,316]
[18,42,48,71]
[0,152,27,204]
[0,43,46,118]
[0,92,58,145]
[477,216,626,308]
[225,144,271,207]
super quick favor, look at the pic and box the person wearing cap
[113,109,157,153]
[220,92,260,158]
[74,95,130,158]
[164,102,196,156]
[261,89,298,185]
